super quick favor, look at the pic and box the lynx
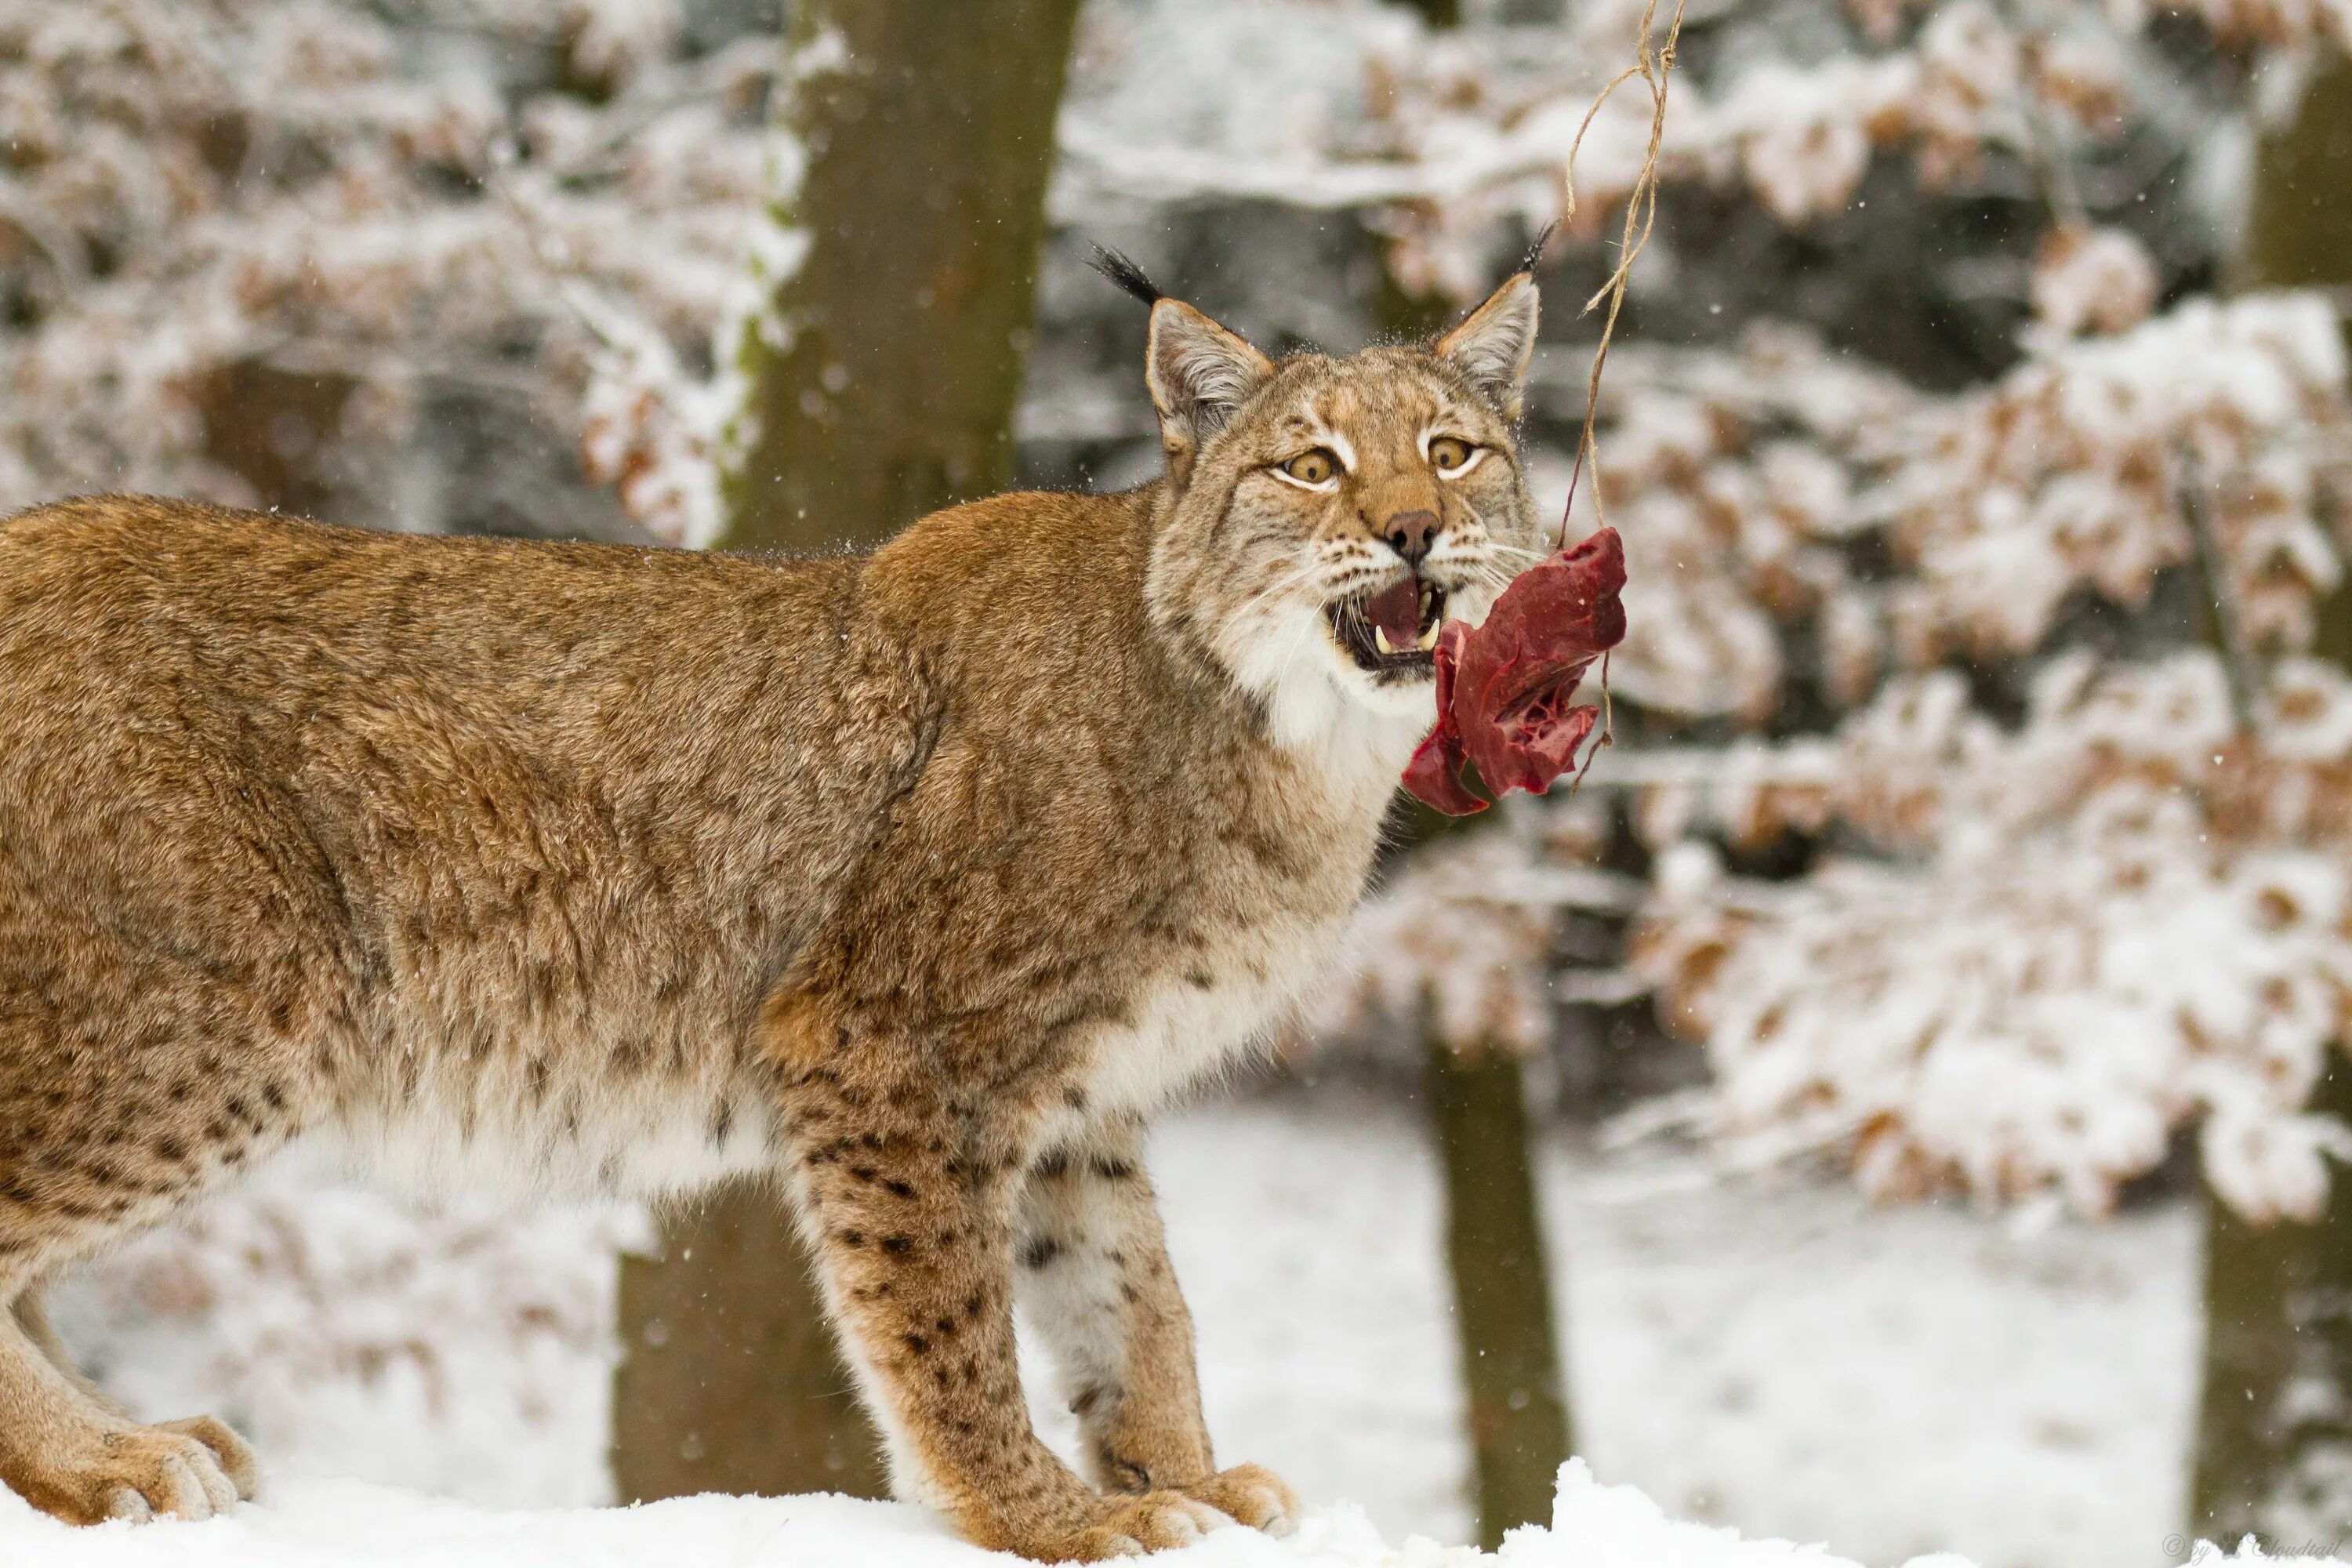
[0,260,1546,1559]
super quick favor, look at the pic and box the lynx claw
[1060,1490,1229,1559]
[132,1433,239,1520]
[13,1416,253,1526]
[1179,1463,1299,1538]
[158,1415,259,1501]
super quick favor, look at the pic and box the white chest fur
[1072,910,1346,1124]
[1057,650,1423,1127]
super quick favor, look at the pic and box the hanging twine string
[1532,0,1686,785]
[1556,0,1690,552]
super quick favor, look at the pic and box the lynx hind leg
[0,1207,267,1524]
[14,1287,263,1504]
[0,1261,260,1523]
[12,1288,128,1417]
[0,1347,247,1522]
[0,982,297,1519]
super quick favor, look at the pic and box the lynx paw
[1174,1463,1299,1537]
[5,1415,257,1526]
[1051,1490,1231,1560]
[154,1416,260,1504]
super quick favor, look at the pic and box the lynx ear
[1146,299,1275,462]
[1436,272,1541,421]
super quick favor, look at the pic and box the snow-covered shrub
[1595,272,2352,1218]
[1634,655,2352,1221]
[0,0,771,540]
[1871,292,2352,664]
[48,1162,641,1505]
[1184,0,2352,1220]
[1057,0,2308,305]
[1545,292,2352,729]
[1315,833,1572,1058]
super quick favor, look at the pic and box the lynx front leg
[777,1061,1226,1561]
[1016,1121,1298,1537]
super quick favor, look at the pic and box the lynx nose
[1383,510,1439,564]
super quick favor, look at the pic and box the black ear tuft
[1515,220,1559,279]
[1087,245,1164,307]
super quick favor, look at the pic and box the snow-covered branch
[0,0,773,539]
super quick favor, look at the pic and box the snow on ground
[41,1087,2202,1568]
[1158,1091,2199,1568]
[1549,1141,2198,1568]
[0,1459,2183,1568]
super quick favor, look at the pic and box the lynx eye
[1429,437,1476,474]
[1279,448,1339,486]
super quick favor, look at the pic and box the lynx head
[1106,252,1548,771]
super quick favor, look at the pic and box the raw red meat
[1403,527,1628,815]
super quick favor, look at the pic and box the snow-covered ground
[40,1087,2202,1568]
[0,1459,2165,1568]
[1162,1091,2198,1568]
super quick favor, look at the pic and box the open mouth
[1326,574,1447,674]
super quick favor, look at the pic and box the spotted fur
[0,272,1545,1558]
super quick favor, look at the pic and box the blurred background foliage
[13,0,2352,1553]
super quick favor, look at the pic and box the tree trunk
[713,0,1084,554]
[612,0,1083,1504]
[612,1180,887,1502]
[2233,49,2352,297]
[1427,1035,1573,1549]
[2191,48,2352,1547]
[2192,1068,2352,1544]
[195,360,355,521]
